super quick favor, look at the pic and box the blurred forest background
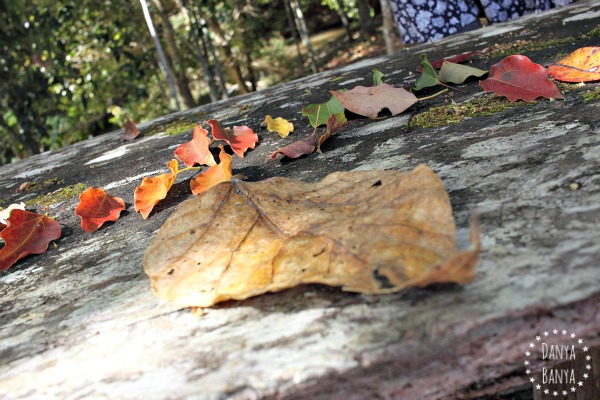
[0,0,401,165]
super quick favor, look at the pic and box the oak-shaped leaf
[439,61,487,84]
[266,113,347,161]
[143,164,479,308]
[264,115,294,138]
[414,54,441,90]
[208,119,258,158]
[174,126,216,167]
[134,159,179,219]
[548,47,600,82]
[331,83,418,118]
[0,209,61,271]
[301,95,345,128]
[190,146,233,195]
[122,117,140,141]
[480,55,563,102]
[0,203,26,231]
[75,187,126,233]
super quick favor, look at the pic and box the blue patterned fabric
[390,0,576,44]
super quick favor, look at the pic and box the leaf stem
[418,88,449,101]
[179,166,202,174]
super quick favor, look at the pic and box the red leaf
[267,113,347,161]
[208,119,258,158]
[0,222,6,232]
[548,47,600,83]
[122,117,140,141]
[174,126,216,167]
[416,51,477,72]
[134,159,179,219]
[0,209,61,271]
[331,84,418,118]
[479,55,563,102]
[190,146,233,195]
[75,187,126,233]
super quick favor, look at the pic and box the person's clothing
[390,0,576,44]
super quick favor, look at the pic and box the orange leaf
[548,47,600,82]
[190,146,233,195]
[0,209,61,271]
[174,126,216,167]
[122,117,140,141]
[134,159,179,219]
[208,119,258,158]
[75,187,126,233]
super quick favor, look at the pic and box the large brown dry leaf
[143,165,479,308]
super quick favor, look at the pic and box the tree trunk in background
[150,0,197,108]
[379,0,400,54]
[196,7,228,99]
[206,15,250,94]
[180,0,222,102]
[335,0,354,42]
[283,0,305,73]
[288,0,318,74]
[356,0,375,38]
[138,0,181,111]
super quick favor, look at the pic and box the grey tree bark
[379,0,400,54]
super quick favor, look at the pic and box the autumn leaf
[75,187,126,233]
[190,145,233,195]
[548,47,600,82]
[0,209,61,271]
[416,51,477,72]
[480,55,563,102]
[208,119,258,158]
[122,117,140,141]
[372,68,384,85]
[174,125,216,167]
[263,115,294,138]
[302,95,345,128]
[331,83,418,118]
[439,61,487,84]
[414,54,441,90]
[143,164,479,308]
[134,159,179,219]
[0,203,26,230]
[266,113,347,161]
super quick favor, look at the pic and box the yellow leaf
[143,165,479,308]
[264,115,294,138]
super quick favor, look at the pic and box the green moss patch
[582,86,600,102]
[146,116,199,137]
[411,95,533,129]
[481,37,576,60]
[25,183,87,207]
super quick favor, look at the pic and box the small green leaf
[414,54,440,90]
[302,95,345,128]
[372,68,384,85]
[439,61,487,84]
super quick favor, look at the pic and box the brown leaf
[331,83,418,118]
[121,117,140,141]
[266,113,347,161]
[143,165,479,308]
